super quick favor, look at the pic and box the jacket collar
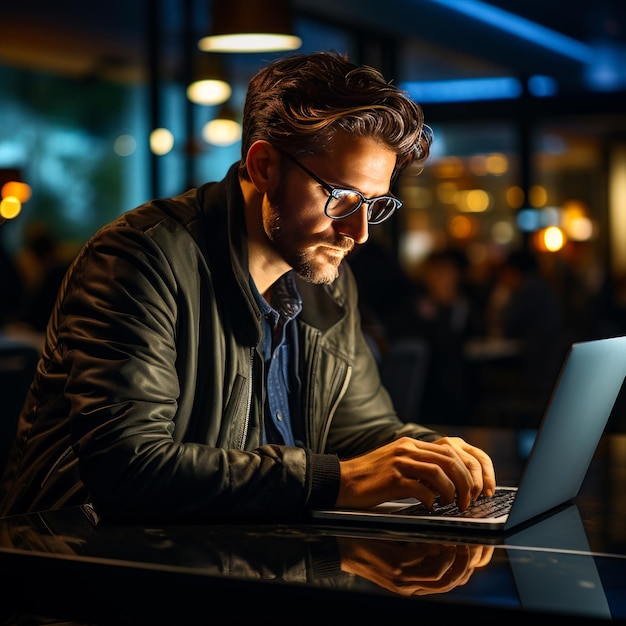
[198,162,264,346]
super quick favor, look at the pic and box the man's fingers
[400,441,474,508]
[433,437,497,500]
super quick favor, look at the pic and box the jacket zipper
[238,347,254,449]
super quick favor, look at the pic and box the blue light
[584,41,626,92]
[400,76,522,103]
[517,209,540,232]
[427,0,593,63]
[527,75,559,97]
[516,208,561,232]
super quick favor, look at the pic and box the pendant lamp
[186,54,232,105]
[202,103,242,146]
[199,0,302,53]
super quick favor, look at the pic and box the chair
[380,339,430,423]
[0,336,39,474]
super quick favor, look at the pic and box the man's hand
[336,436,496,510]
[338,537,495,596]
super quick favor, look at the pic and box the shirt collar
[250,272,302,324]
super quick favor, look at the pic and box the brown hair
[239,51,431,181]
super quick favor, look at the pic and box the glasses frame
[275,148,402,225]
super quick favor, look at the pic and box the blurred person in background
[412,248,481,424]
[15,223,71,333]
[0,240,23,328]
[487,248,564,410]
[591,271,626,339]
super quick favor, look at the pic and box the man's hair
[239,51,431,181]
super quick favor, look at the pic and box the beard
[265,186,354,285]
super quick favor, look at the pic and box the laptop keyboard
[398,488,516,518]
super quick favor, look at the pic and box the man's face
[262,134,397,284]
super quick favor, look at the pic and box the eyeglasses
[276,148,402,225]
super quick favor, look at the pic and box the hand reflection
[337,536,494,596]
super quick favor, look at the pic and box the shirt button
[276,411,283,422]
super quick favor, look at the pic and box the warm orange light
[0,196,22,220]
[485,153,508,175]
[505,185,524,209]
[432,156,464,178]
[448,214,478,239]
[464,189,491,212]
[529,185,548,208]
[566,216,594,241]
[534,226,565,252]
[544,226,565,251]
[561,200,593,241]
[1,181,31,203]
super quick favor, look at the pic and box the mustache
[326,235,355,252]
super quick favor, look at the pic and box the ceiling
[302,0,626,80]
[1,0,625,104]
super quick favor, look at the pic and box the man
[0,52,495,522]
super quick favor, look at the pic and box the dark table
[1,426,626,625]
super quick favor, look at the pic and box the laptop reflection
[502,504,612,619]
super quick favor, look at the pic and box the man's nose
[335,205,369,245]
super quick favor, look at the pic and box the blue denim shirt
[250,272,303,446]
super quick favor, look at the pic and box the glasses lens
[326,189,362,218]
[368,197,401,224]
[326,189,401,224]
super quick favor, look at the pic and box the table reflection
[0,504,493,598]
[0,503,624,624]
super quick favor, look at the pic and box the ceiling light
[400,77,523,103]
[202,104,242,146]
[187,79,231,105]
[186,54,232,105]
[150,128,175,155]
[199,0,302,53]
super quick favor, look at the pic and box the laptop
[311,335,626,533]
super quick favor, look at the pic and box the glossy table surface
[1,426,626,625]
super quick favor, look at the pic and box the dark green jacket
[0,163,441,522]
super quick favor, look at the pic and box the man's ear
[246,140,280,194]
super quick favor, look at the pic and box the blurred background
[1,0,626,431]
